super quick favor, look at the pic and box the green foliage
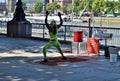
[92,0,105,12]
[74,0,80,14]
[46,2,60,13]
[67,4,72,13]
[115,1,120,13]
[105,1,116,14]
[76,0,92,12]
[22,2,27,11]
[77,0,86,12]
[44,0,120,15]
[61,6,67,14]
[34,1,43,13]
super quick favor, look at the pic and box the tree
[34,1,43,13]
[65,0,120,16]
[115,1,120,13]
[92,0,105,13]
[22,2,27,11]
[67,0,81,15]
[78,0,86,12]
[61,6,67,14]
[46,2,60,14]
[67,4,72,13]
[74,0,80,15]
[118,1,120,12]
[105,0,115,14]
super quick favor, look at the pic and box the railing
[0,21,120,46]
[0,21,7,34]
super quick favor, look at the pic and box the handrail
[0,22,120,46]
[31,22,120,29]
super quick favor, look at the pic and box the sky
[0,0,6,2]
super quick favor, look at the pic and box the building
[22,0,49,13]
[49,0,72,7]
[22,0,39,12]
[0,0,43,14]
[0,2,6,14]
[0,0,71,15]
[46,0,49,3]
[7,0,16,13]
[0,0,17,15]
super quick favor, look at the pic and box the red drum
[74,31,83,42]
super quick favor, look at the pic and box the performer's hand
[58,12,61,17]
[46,11,49,16]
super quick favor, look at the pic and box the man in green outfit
[42,11,66,62]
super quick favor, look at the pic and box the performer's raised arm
[45,11,49,28]
[58,12,63,29]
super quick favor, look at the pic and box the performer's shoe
[62,56,67,60]
[41,59,48,62]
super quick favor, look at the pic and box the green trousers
[43,40,64,59]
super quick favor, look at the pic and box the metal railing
[0,21,120,46]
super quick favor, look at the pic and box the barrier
[86,38,99,55]
[109,47,118,62]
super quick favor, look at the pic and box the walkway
[0,35,120,81]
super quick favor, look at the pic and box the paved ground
[0,35,120,81]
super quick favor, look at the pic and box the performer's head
[50,20,56,27]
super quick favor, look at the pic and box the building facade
[0,0,17,15]
[0,2,6,14]
[0,0,72,15]
[7,0,17,13]
[49,0,72,7]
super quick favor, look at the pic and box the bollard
[109,47,118,63]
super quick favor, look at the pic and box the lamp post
[43,0,45,15]
[71,0,74,25]
[3,0,7,16]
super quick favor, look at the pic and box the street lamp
[43,0,46,15]
[71,0,74,24]
[3,0,7,16]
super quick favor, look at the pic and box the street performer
[42,11,66,62]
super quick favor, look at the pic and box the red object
[74,31,83,42]
[63,50,73,53]
[86,38,99,55]
[26,57,89,66]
